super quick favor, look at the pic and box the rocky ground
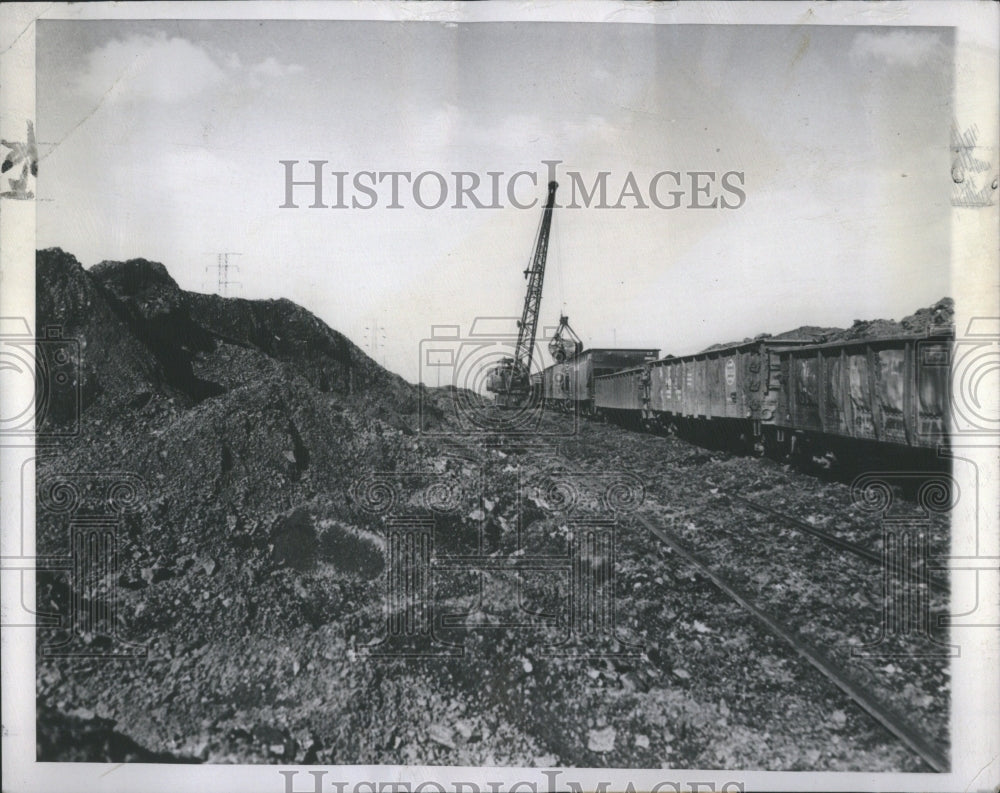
[34,249,951,770]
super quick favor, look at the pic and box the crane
[486,180,559,407]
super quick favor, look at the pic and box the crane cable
[552,210,566,316]
[527,204,545,275]
[549,212,568,366]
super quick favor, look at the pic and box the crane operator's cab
[486,356,533,408]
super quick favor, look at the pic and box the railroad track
[635,511,948,773]
[721,490,950,595]
[432,428,949,770]
[573,419,950,595]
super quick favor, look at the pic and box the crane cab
[486,357,535,408]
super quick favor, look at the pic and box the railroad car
[541,347,659,414]
[595,338,812,446]
[765,331,952,459]
[592,365,646,418]
[644,338,814,440]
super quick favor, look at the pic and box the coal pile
[700,297,954,353]
[34,249,450,762]
[824,297,954,342]
[38,248,430,425]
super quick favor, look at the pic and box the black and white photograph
[1,3,998,792]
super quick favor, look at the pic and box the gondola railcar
[541,347,660,415]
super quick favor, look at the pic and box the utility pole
[205,252,242,296]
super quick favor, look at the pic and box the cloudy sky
[36,21,954,383]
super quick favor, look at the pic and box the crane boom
[485,180,559,407]
[513,180,559,373]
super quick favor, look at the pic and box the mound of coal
[34,249,451,761]
[89,256,226,401]
[769,325,840,342]
[35,246,443,540]
[35,248,161,419]
[700,326,839,352]
[824,297,954,342]
[700,298,953,353]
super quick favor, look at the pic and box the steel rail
[636,512,948,773]
[724,491,949,595]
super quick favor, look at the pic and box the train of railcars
[541,329,953,461]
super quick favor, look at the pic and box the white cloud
[849,30,944,68]
[250,56,305,80]
[74,33,227,104]
[73,34,305,104]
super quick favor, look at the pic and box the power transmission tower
[205,252,242,296]
[363,315,387,366]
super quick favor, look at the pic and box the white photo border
[2,2,997,792]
